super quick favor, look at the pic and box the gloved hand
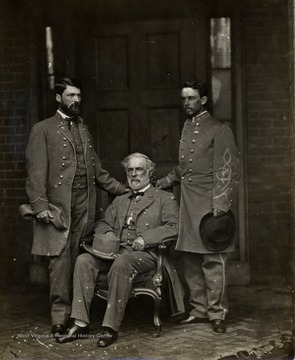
[213,208,227,218]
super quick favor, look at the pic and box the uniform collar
[135,183,151,193]
[56,110,83,125]
[192,110,208,122]
[57,109,71,119]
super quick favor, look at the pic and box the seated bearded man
[57,152,184,347]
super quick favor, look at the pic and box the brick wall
[243,0,292,284]
[0,3,32,286]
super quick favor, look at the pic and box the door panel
[96,36,129,91]
[146,32,180,89]
[150,108,180,162]
[98,110,129,161]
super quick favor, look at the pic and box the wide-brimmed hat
[82,232,120,260]
[19,203,67,230]
[200,210,235,251]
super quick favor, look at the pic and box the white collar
[57,109,71,119]
[135,183,151,193]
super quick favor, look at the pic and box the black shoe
[179,315,209,324]
[56,324,89,343]
[51,324,65,338]
[211,319,226,333]
[97,327,118,347]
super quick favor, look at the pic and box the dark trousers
[182,252,228,321]
[49,187,87,326]
[71,250,156,331]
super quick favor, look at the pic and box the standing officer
[25,77,126,337]
[157,80,240,333]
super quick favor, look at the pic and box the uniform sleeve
[212,125,240,212]
[157,166,182,189]
[93,149,126,195]
[25,123,50,213]
[141,194,179,246]
[93,197,118,234]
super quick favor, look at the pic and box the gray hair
[121,153,155,174]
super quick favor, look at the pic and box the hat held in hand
[19,203,67,230]
[200,210,235,251]
[83,232,120,260]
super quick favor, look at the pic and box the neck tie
[67,116,79,130]
[129,192,145,198]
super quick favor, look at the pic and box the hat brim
[200,211,235,252]
[205,239,233,252]
[82,243,119,261]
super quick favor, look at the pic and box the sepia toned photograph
[0,0,294,359]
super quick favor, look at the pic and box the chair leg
[152,295,162,337]
[133,288,163,337]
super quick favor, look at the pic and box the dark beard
[60,102,80,116]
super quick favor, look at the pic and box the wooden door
[79,18,206,182]
[78,15,248,284]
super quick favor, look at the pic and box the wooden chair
[94,243,168,337]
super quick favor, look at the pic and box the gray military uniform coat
[95,186,185,315]
[25,113,125,256]
[158,111,240,254]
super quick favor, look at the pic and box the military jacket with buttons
[25,113,126,256]
[90,185,184,315]
[157,111,240,253]
[94,186,179,246]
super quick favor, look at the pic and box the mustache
[68,102,80,109]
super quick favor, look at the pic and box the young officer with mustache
[157,80,240,333]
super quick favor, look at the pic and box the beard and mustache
[60,102,81,117]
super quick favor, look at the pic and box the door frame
[204,8,249,284]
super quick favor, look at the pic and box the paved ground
[0,284,293,360]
